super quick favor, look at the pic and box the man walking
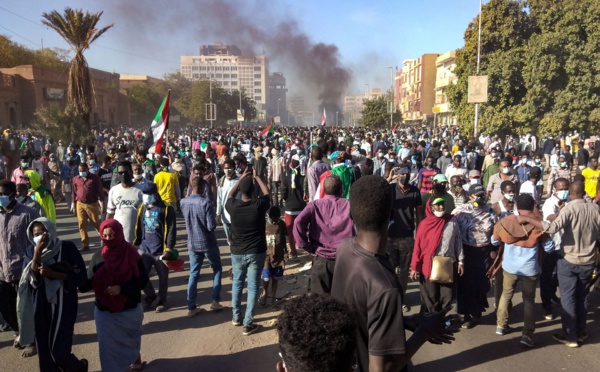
[306,147,330,201]
[106,161,143,244]
[226,173,270,336]
[181,177,223,317]
[293,175,354,294]
[72,163,105,251]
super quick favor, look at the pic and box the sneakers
[402,305,411,313]
[232,318,242,326]
[243,323,259,336]
[187,307,202,318]
[553,333,579,348]
[155,300,168,313]
[543,308,553,320]
[210,301,224,311]
[495,326,512,336]
[258,296,267,307]
[577,332,588,343]
[520,335,535,348]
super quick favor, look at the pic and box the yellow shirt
[581,168,600,198]
[153,170,179,203]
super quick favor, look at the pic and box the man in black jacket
[281,160,306,259]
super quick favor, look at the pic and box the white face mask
[504,193,515,202]
[143,194,156,205]
[134,174,143,180]
[560,162,567,168]
[470,178,480,185]
[556,190,569,201]
[433,210,445,218]
[502,167,511,175]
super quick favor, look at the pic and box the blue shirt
[492,236,554,276]
[181,194,217,252]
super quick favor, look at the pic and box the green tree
[41,8,114,131]
[126,84,163,126]
[0,34,68,71]
[32,103,89,143]
[523,0,600,135]
[360,96,401,128]
[447,0,532,136]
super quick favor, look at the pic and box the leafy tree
[360,96,401,128]
[32,103,89,143]
[0,34,69,71]
[126,84,163,126]
[447,0,532,136]
[41,8,114,131]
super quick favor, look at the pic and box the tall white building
[434,51,457,126]
[180,42,268,111]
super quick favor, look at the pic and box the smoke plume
[112,0,351,120]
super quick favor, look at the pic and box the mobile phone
[393,168,403,175]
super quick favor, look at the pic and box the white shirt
[542,195,563,249]
[107,184,143,243]
[519,180,537,200]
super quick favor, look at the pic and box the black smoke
[112,0,351,120]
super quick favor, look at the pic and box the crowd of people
[0,124,599,371]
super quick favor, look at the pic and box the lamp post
[277,99,281,116]
[387,66,394,129]
[336,111,339,127]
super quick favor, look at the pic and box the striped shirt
[418,167,439,194]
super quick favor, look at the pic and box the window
[254,74,261,79]
[231,67,237,71]
[192,66,199,71]
[223,74,230,78]
[215,74,222,78]
[231,74,238,79]
[254,81,261,86]
[231,81,238,86]
[192,73,199,79]
[254,66,261,71]
[224,66,230,71]
[254,89,261,93]
[223,81,229,86]
[200,74,207,78]
[255,96,261,101]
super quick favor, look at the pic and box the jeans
[223,221,232,245]
[231,252,266,327]
[540,251,560,309]
[187,247,222,310]
[557,258,594,341]
[387,237,415,298]
[497,272,538,336]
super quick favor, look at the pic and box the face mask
[470,178,480,185]
[187,152,192,156]
[225,169,235,178]
[233,148,238,152]
[16,195,25,203]
[134,174,143,180]
[0,195,11,207]
[79,172,88,178]
[143,194,156,205]
[120,173,133,183]
[378,152,384,158]
[50,158,55,162]
[521,159,528,164]
[504,193,515,202]
[398,174,409,185]
[89,160,96,165]
[560,162,567,168]
[21,162,28,168]
[556,190,569,201]
[535,159,541,164]
[235,167,243,174]
[444,151,450,157]
[433,210,445,218]
[33,235,44,246]
[434,184,446,193]
[502,167,511,175]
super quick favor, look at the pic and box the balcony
[433,103,451,114]
[435,75,457,89]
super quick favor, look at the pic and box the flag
[320,108,327,127]
[142,90,170,154]
[260,118,274,138]
[392,122,398,132]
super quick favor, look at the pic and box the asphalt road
[1,203,600,372]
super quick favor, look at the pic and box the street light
[336,111,339,127]
[387,66,394,129]
[474,0,483,137]
[277,98,281,116]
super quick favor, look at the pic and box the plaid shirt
[181,194,217,252]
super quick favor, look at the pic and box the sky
[0,0,483,106]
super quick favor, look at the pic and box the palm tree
[42,8,114,131]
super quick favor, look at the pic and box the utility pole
[387,66,394,129]
[474,0,483,137]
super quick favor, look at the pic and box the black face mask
[120,173,133,184]
[398,174,410,186]
[434,184,446,193]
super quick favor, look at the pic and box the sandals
[129,361,146,371]
[21,344,37,358]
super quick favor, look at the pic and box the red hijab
[92,219,140,312]
[411,200,453,279]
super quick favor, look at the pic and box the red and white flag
[319,108,326,127]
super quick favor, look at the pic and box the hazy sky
[1,1,482,102]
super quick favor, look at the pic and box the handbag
[430,256,455,284]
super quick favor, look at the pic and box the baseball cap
[432,174,448,183]
[468,170,481,178]
[469,184,486,195]
[432,197,445,205]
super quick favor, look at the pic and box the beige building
[396,54,439,124]
[343,88,385,126]
[434,51,457,126]
[180,42,268,112]
[119,75,162,90]
[0,65,128,130]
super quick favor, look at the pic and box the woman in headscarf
[453,184,497,329]
[47,153,63,202]
[18,217,87,370]
[410,198,464,313]
[24,169,56,223]
[84,219,148,372]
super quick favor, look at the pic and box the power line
[0,6,176,66]
[0,25,42,47]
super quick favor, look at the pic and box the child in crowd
[259,206,288,307]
